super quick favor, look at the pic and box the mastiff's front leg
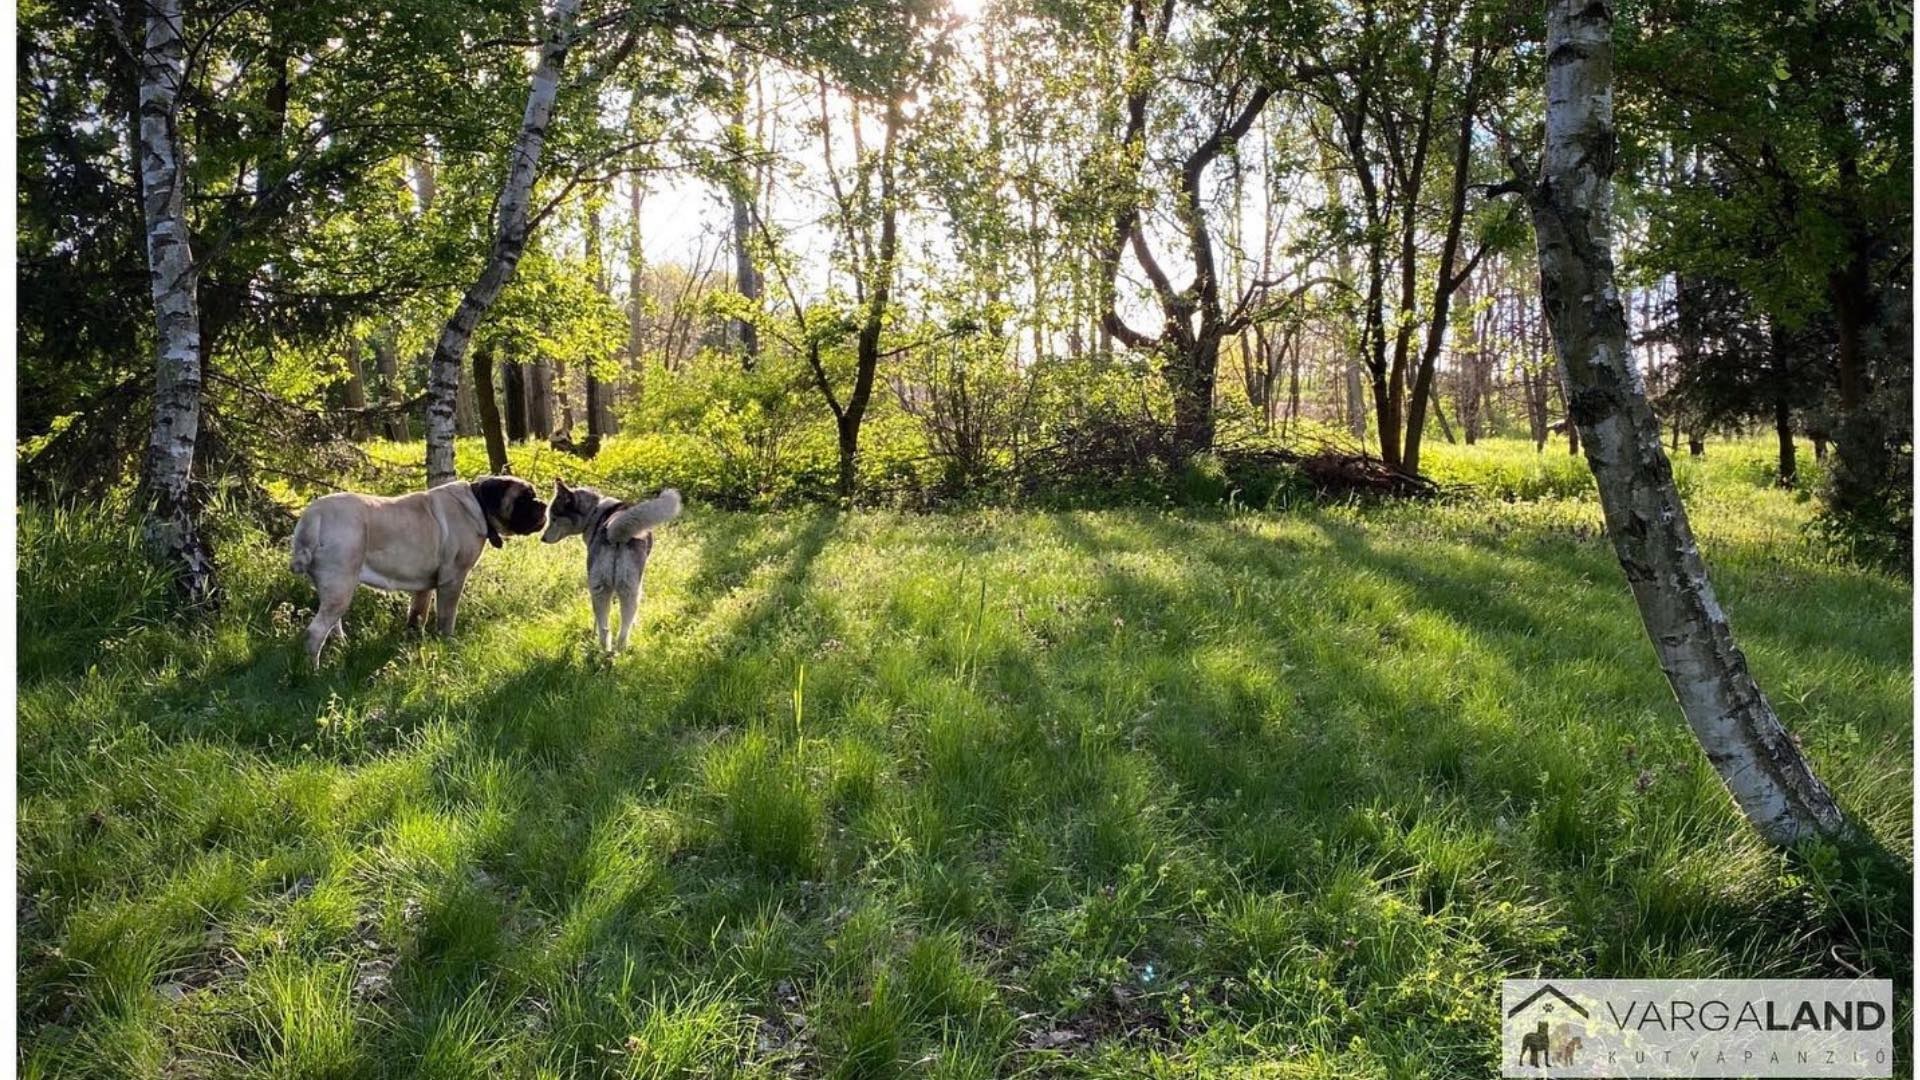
[435,569,472,637]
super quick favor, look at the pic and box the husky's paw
[568,637,615,670]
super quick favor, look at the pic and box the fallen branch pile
[1228,445,1447,499]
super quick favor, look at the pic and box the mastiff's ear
[469,477,509,548]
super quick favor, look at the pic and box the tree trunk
[1369,278,1400,467]
[503,358,529,443]
[838,97,904,501]
[1828,228,1870,415]
[1245,324,1270,414]
[423,0,581,486]
[728,57,762,368]
[1770,322,1797,489]
[1524,0,1844,847]
[1774,401,1797,488]
[471,341,510,474]
[1521,366,1547,450]
[527,360,554,438]
[136,0,215,605]
[553,359,574,436]
[583,370,605,454]
[1331,236,1367,445]
[1347,362,1367,442]
[340,337,370,440]
[627,174,646,411]
[1169,334,1220,458]
[1371,361,1398,463]
[1475,333,1495,438]
[1826,235,1887,520]
[836,415,860,506]
[455,377,479,436]
[1456,307,1480,445]
[1285,336,1302,433]
[584,198,611,454]
[1095,9,1265,463]
[1401,38,1487,476]
[1553,371,1580,455]
[374,335,410,441]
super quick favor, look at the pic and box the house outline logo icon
[1508,984,1591,1020]
[1509,984,1590,1068]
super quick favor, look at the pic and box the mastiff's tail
[289,515,316,577]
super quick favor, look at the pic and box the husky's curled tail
[607,488,682,542]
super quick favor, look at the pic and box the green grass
[18,439,1911,1077]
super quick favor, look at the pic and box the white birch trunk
[137,0,216,604]
[423,0,580,486]
[1526,0,1844,846]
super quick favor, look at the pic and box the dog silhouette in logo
[1553,1028,1582,1065]
[1519,1021,1552,1066]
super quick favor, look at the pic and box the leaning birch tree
[136,0,216,604]
[1518,0,1845,846]
[423,0,582,487]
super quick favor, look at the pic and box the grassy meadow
[17,438,1913,1077]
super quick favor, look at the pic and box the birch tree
[423,0,581,487]
[135,0,215,604]
[1517,0,1845,846]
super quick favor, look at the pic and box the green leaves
[484,242,625,369]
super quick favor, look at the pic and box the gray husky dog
[540,479,682,651]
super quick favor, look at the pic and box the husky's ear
[553,476,571,498]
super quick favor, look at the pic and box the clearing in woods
[17,439,1912,1077]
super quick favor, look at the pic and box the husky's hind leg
[590,589,613,652]
[614,585,640,652]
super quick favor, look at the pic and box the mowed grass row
[18,446,1912,1077]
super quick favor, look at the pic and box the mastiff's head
[469,476,548,548]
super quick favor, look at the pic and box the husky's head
[540,478,603,543]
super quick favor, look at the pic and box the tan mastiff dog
[289,476,547,663]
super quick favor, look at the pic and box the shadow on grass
[1115,509,1911,978]
[18,502,1911,1074]
[66,512,843,771]
[391,507,841,817]
[357,510,844,1058]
